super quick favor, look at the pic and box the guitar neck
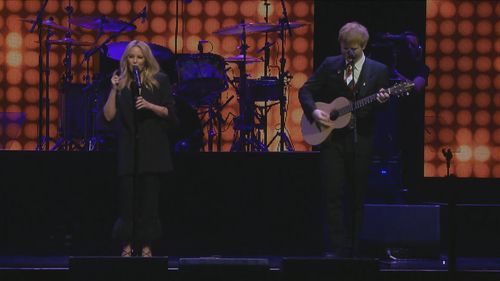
[337,92,380,116]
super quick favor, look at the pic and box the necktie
[345,64,354,90]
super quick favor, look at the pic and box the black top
[299,55,390,136]
[115,72,178,176]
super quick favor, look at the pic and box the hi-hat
[225,54,263,64]
[20,18,78,34]
[213,22,275,36]
[47,38,93,46]
[70,16,136,33]
[105,41,174,61]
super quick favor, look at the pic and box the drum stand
[266,14,295,151]
[51,3,84,151]
[230,21,267,152]
[198,95,233,152]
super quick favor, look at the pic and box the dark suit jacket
[299,55,390,137]
[115,72,179,176]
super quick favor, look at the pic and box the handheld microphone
[132,65,142,94]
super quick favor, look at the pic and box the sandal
[121,245,133,257]
[141,246,152,257]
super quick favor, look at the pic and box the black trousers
[320,130,373,257]
[112,174,162,244]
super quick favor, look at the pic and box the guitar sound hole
[330,110,339,121]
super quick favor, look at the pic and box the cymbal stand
[51,2,83,151]
[268,3,294,151]
[230,20,267,152]
[42,23,55,150]
[30,0,49,151]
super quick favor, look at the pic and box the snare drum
[248,77,282,102]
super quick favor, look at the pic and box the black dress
[112,71,178,243]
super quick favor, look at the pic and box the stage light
[439,56,455,72]
[474,128,491,145]
[151,17,167,34]
[6,32,22,49]
[439,1,456,18]
[458,2,474,18]
[458,20,474,36]
[205,1,221,17]
[476,38,492,53]
[438,74,454,90]
[456,111,472,126]
[477,1,493,17]
[23,123,37,139]
[457,38,473,54]
[457,56,473,72]
[6,51,22,67]
[457,74,473,90]
[151,0,167,15]
[456,145,472,162]
[439,38,455,54]
[6,0,22,13]
[6,87,21,103]
[116,0,132,15]
[426,20,438,36]
[79,0,96,14]
[97,0,114,15]
[6,68,22,85]
[24,105,39,121]
[187,18,202,34]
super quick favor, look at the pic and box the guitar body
[300,97,352,146]
[300,81,414,146]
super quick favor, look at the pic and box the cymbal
[266,21,310,32]
[20,18,77,34]
[69,16,136,33]
[225,54,263,64]
[47,38,93,46]
[106,41,174,61]
[213,22,275,36]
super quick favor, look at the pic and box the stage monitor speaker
[360,204,441,258]
[69,256,169,281]
[178,257,270,281]
[281,257,380,281]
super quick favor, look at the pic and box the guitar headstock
[388,81,415,97]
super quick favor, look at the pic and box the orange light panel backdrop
[425,0,499,178]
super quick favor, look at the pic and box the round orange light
[475,111,491,127]
[456,110,472,126]
[439,20,456,36]
[457,74,473,90]
[458,20,474,36]
[456,127,472,144]
[475,92,492,108]
[477,1,493,17]
[458,1,474,18]
[439,1,456,18]
[426,20,438,36]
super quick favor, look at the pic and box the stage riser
[1,152,500,258]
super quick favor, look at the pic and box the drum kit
[27,1,308,152]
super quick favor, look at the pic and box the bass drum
[168,95,203,152]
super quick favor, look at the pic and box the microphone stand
[31,0,49,150]
[349,57,358,144]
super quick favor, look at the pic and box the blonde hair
[117,40,160,91]
[338,22,369,48]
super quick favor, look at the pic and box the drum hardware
[23,0,61,150]
[215,20,267,152]
[51,2,87,151]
